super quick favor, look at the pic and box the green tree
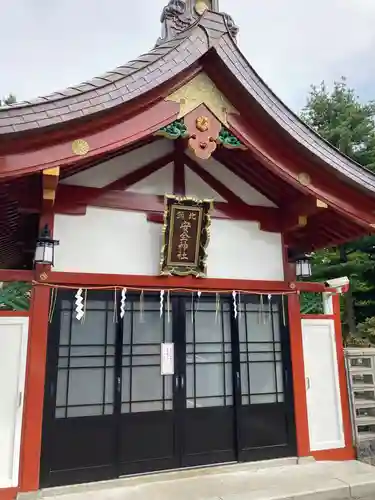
[0,93,16,106]
[301,78,375,340]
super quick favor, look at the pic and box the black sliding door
[234,295,296,461]
[40,291,118,486]
[180,297,236,466]
[118,295,179,475]
[118,294,237,474]
[41,291,295,488]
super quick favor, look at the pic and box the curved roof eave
[0,18,212,135]
[213,33,375,195]
[1,9,375,198]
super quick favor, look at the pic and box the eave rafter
[184,154,279,230]
[280,196,328,232]
[227,112,375,232]
[286,207,367,247]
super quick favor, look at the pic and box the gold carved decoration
[72,139,90,156]
[298,215,308,228]
[316,199,328,208]
[184,105,221,160]
[44,167,60,177]
[195,0,209,15]
[39,272,48,281]
[297,172,311,186]
[166,73,237,126]
[196,116,209,132]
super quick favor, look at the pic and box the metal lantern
[295,255,312,279]
[34,224,60,266]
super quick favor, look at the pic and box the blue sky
[1,0,375,111]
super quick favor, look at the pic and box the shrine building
[0,0,375,497]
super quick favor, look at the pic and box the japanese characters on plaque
[160,195,213,277]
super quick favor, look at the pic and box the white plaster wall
[54,208,162,276]
[186,150,276,207]
[54,208,284,280]
[184,167,225,202]
[301,319,345,451]
[128,163,173,195]
[0,317,28,487]
[209,219,284,280]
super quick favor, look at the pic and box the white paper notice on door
[161,343,174,375]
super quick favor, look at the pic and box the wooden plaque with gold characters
[160,195,213,277]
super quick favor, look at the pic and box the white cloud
[1,0,375,110]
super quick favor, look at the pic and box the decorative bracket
[155,119,188,140]
[154,113,246,159]
[42,166,60,208]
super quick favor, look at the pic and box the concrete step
[18,458,375,500]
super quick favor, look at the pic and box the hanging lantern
[295,254,312,279]
[288,249,313,279]
[34,224,60,266]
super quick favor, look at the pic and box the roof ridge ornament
[222,12,239,39]
[157,0,238,45]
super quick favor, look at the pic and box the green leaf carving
[217,127,246,150]
[0,281,31,311]
[155,119,188,140]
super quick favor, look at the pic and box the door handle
[236,372,240,389]
[50,381,55,398]
[116,376,121,394]
[180,375,185,390]
[175,375,179,390]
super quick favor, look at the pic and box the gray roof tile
[1,9,375,198]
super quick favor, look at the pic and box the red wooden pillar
[288,293,310,457]
[19,209,54,491]
[19,283,50,491]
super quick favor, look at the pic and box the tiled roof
[0,12,227,134]
[1,10,375,193]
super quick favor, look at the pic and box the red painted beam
[217,149,284,206]
[40,271,295,292]
[184,154,246,206]
[184,154,280,231]
[105,152,174,191]
[54,185,281,229]
[173,141,186,195]
[0,269,33,281]
[0,100,180,178]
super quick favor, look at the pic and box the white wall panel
[0,317,28,487]
[186,151,276,207]
[128,163,173,195]
[208,219,284,280]
[54,208,284,281]
[54,209,162,276]
[301,319,345,451]
[184,166,225,201]
[62,140,173,188]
